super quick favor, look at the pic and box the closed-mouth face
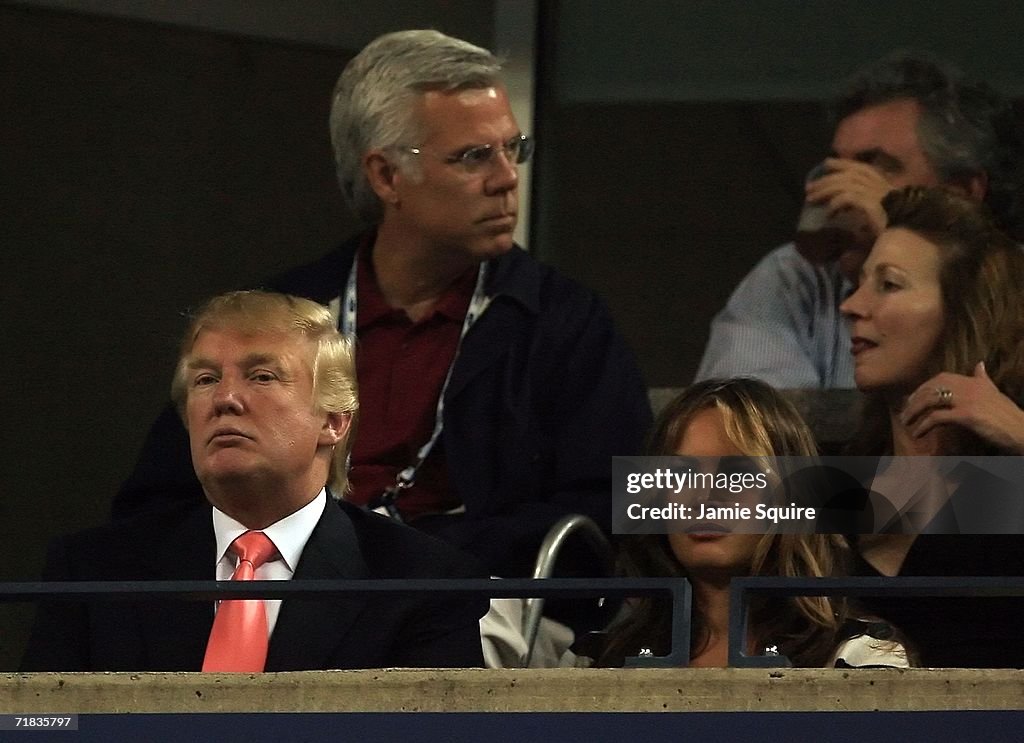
[208,426,254,445]
[685,522,731,537]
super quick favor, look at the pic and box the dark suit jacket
[114,233,653,580]
[21,500,488,672]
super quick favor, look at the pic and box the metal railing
[520,514,614,666]
[2,576,691,669]
[727,576,1024,667]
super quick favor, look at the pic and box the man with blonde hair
[23,290,488,672]
[117,30,651,597]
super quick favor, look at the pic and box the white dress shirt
[211,489,327,638]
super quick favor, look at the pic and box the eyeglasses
[402,134,534,174]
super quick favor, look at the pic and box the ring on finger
[935,386,954,406]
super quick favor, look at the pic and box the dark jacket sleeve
[387,553,489,669]
[348,506,489,669]
[20,538,89,671]
[435,271,653,579]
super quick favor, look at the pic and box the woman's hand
[901,362,1024,454]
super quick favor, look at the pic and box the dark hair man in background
[695,51,1022,389]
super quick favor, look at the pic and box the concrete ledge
[5,668,1024,713]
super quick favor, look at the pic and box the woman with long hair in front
[596,378,907,668]
[839,185,1024,667]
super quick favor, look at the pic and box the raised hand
[901,362,1024,454]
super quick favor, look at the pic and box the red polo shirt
[346,243,476,520]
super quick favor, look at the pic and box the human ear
[319,412,352,446]
[363,150,400,205]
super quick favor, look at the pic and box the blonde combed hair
[171,290,359,494]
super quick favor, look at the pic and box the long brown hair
[849,186,1024,455]
[601,378,850,667]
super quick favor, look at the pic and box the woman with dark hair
[840,185,1024,667]
[596,378,906,668]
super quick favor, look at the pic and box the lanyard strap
[340,253,491,520]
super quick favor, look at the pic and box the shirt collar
[211,489,327,573]
[356,240,479,328]
[432,264,478,321]
[355,241,394,329]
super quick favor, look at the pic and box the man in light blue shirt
[697,52,1022,388]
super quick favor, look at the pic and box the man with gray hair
[695,51,1023,389]
[117,31,651,604]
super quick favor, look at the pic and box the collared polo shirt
[347,243,475,520]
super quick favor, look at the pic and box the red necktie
[202,531,279,672]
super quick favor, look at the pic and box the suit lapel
[137,505,218,670]
[265,500,369,671]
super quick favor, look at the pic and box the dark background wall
[3,0,1023,669]
[533,1,1024,386]
[535,99,830,384]
[0,2,498,668]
